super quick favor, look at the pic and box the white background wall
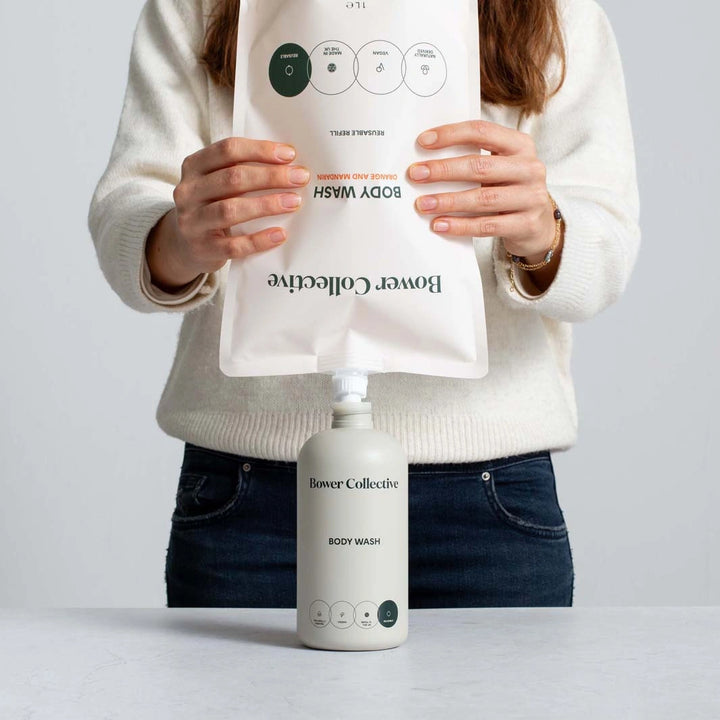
[1,0,717,607]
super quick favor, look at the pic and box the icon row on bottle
[309,599,398,629]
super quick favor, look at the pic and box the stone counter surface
[0,607,718,719]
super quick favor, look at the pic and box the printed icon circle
[403,43,447,97]
[309,41,356,95]
[309,600,330,628]
[354,601,379,629]
[377,600,399,628]
[356,40,404,95]
[269,43,312,97]
[330,601,355,629]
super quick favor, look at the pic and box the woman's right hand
[146,136,309,290]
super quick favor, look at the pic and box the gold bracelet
[505,193,563,272]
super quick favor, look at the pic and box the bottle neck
[331,400,373,429]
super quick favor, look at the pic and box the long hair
[200,0,566,117]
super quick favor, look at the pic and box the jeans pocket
[480,452,568,539]
[171,445,251,527]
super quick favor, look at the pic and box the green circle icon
[377,600,399,628]
[269,43,312,97]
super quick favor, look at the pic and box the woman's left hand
[407,119,557,265]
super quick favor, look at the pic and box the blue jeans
[165,442,574,608]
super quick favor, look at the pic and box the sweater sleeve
[492,0,641,322]
[87,0,220,314]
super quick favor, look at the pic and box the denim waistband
[183,442,550,476]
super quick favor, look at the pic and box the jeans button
[481,471,490,481]
[242,462,252,472]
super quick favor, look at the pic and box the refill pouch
[220,0,488,378]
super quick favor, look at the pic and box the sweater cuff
[115,196,219,313]
[492,187,604,320]
[140,253,213,306]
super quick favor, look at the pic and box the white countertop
[1,607,718,719]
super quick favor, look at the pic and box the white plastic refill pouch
[220,0,488,378]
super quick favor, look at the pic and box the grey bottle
[296,371,409,651]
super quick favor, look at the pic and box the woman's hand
[146,137,310,290]
[407,119,562,282]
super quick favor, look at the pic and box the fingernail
[417,196,438,211]
[418,131,438,146]
[275,144,296,161]
[410,164,430,180]
[270,230,285,244]
[433,220,450,232]
[281,193,302,209]
[289,167,310,184]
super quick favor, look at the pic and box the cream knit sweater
[87,0,640,463]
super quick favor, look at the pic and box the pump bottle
[296,369,409,651]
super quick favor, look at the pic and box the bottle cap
[332,368,368,403]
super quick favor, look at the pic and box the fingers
[416,119,535,156]
[183,136,298,177]
[428,211,532,239]
[197,191,303,234]
[415,184,543,216]
[173,137,307,269]
[408,153,544,185]
[409,121,550,248]
[223,226,289,260]
[189,162,310,205]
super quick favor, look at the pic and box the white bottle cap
[332,368,369,403]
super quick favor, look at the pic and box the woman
[88,0,640,608]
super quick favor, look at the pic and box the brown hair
[200,0,566,117]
